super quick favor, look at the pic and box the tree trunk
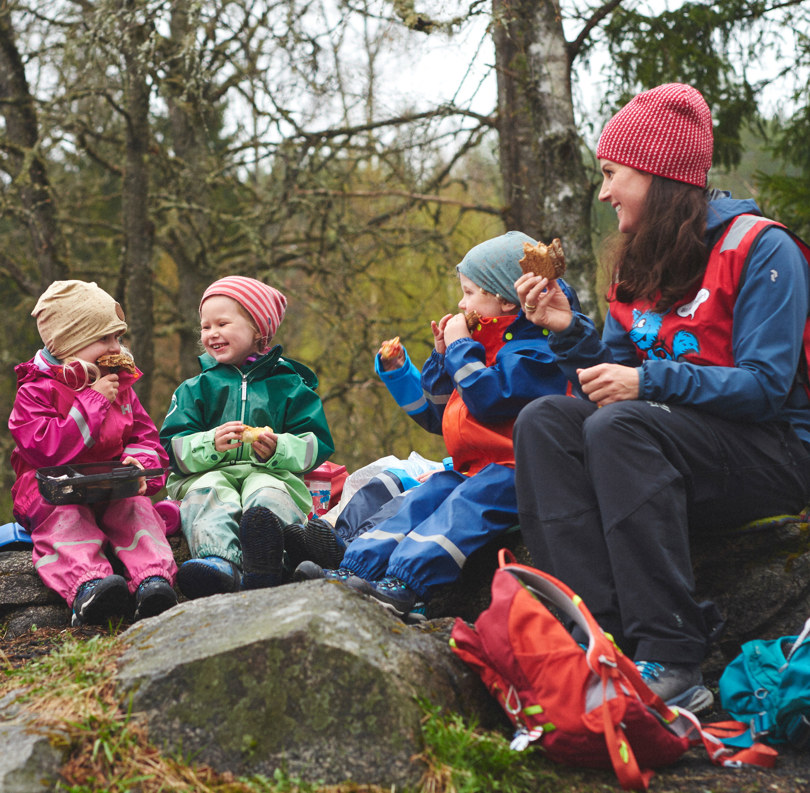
[492,0,597,314]
[0,5,67,293]
[162,0,215,383]
[120,3,155,409]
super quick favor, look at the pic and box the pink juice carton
[304,461,348,517]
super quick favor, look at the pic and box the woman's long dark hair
[609,176,709,312]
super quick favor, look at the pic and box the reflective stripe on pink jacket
[9,349,169,525]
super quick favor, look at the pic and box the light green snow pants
[174,466,306,566]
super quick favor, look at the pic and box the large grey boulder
[115,579,500,788]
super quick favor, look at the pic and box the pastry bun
[465,310,482,332]
[241,425,273,443]
[519,238,566,280]
[96,353,137,374]
[380,336,403,361]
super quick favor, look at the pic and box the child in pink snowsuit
[8,280,178,626]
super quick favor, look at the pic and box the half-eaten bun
[519,238,566,280]
[97,353,137,374]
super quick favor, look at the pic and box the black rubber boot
[240,506,285,589]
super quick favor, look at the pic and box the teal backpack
[719,618,810,749]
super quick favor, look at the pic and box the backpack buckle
[750,712,771,741]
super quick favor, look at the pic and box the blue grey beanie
[456,231,536,308]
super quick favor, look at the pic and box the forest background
[0,0,809,522]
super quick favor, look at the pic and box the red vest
[609,215,810,375]
[442,314,518,475]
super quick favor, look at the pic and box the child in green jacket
[160,276,335,599]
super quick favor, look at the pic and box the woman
[513,83,810,713]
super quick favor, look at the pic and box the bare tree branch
[295,187,502,215]
[568,0,625,62]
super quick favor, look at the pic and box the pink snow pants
[27,494,177,606]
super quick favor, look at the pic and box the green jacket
[160,346,334,508]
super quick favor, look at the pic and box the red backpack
[450,551,775,790]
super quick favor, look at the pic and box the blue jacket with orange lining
[375,279,584,475]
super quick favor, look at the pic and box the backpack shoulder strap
[498,557,618,671]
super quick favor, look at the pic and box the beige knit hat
[32,280,127,360]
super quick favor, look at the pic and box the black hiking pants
[513,395,810,664]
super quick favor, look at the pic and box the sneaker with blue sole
[635,660,714,713]
[177,556,240,600]
[292,561,355,582]
[404,601,428,625]
[71,574,129,626]
[350,574,418,618]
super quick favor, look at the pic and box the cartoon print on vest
[629,309,701,361]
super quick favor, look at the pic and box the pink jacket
[9,350,169,524]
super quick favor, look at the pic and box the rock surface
[693,520,810,673]
[0,698,66,793]
[115,580,501,788]
[3,518,810,658]
[2,516,810,787]
[0,549,68,638]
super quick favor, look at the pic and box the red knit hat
[596,83,713,188]
[200,276,287,350]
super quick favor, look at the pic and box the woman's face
[598,160,653,234]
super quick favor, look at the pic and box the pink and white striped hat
[200,276,287,350]
[596,83,713,188]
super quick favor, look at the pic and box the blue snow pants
[341,463,517,600]
[333,469,418,544]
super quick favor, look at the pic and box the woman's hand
[250,429,278,463]
[431,313,453,354]
[442,312,471,347]
[92,373,119,403]
[515,273,573,332]
[578,364,640,406]
[214,420,246,452]
[122,455,147,496]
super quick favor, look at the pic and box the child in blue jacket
[295,231,585,621]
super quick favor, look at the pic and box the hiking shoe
[133,576,178,621]
[71,574,129,626]
[357,575,418,617]
[636,660,714,713]
[404,601,428,625]
[283,517,346,569]
[240,506,284,589]
[292,561,354,582]
[177,556,240,600]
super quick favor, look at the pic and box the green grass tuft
[418,700,590,793]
